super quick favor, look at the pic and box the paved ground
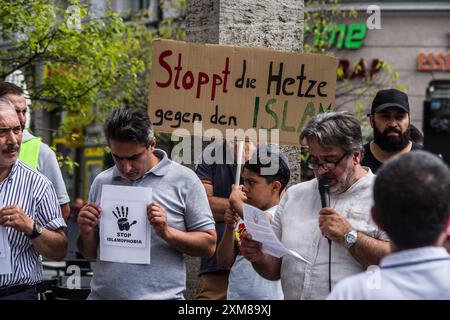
[42,256,201,300]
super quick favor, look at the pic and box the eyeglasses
[307,152,349,171]
[0,126,22,137]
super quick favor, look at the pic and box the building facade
[332,0,450,131]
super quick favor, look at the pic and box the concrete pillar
[187,0,303,52]
[184,0,304,300]
[186,0,305,184]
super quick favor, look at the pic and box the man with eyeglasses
[240,111,390,299]
[0,99,67,299]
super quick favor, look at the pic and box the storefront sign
[417,52,450,72]
[338,58,383,80]
[314,24,367,50]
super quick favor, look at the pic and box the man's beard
[319,161,356,195]
[373,125,410,152]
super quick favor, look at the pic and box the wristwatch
[30,221,43,240]
[344,230,358,249]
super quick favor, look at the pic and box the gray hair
[300,111,363,153]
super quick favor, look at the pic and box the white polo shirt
[327,246,450,300]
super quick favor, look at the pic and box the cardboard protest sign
[148,39,338,145]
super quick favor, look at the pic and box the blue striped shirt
[0,161,66,287]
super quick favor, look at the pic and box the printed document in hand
[0,226,12,274]
[243,203,310,264]
[100,185,152,264]
[0,198,12,274]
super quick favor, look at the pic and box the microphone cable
[328,239,331,293]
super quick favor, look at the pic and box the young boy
[217,148,290,300]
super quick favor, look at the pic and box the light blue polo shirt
[87,149,215,300]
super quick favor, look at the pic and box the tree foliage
[0,0,185,138]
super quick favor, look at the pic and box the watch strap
[30,221,42,239]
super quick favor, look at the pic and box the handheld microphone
[318,178,331,246]
[318,178,330,209]
[319,178,331,245]
[318,177,332,293]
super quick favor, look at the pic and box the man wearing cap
[361,89,423,173]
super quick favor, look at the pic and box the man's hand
[148,202,169,239]
[240,232,265,263]
[229,185,247,217]
[0,205,34,235]
[77,203,101,236]
[318,208,352,245]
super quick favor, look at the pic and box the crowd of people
[0,83,448,300]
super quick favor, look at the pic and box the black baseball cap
[371,89,410,114]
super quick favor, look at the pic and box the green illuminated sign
[313,24,367,50]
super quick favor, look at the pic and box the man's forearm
[77,232,98,261]
[32,229,68,261]
[349,232,391,268]
[164,228,216,257]
[208,196,230,222]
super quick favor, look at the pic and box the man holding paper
[240,111,391,299]
[0,99,67,300]
[77,108,216,300]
